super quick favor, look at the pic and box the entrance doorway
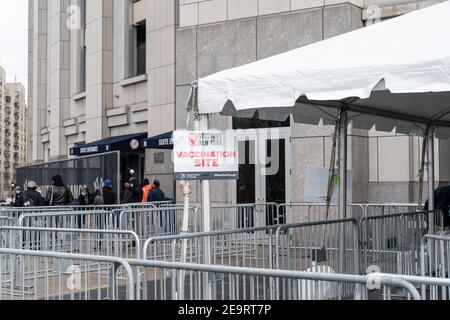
[231,128,292,227]
[120,153,145,198]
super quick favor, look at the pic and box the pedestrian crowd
[8,172,167,207]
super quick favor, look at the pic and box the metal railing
[362,204,421,218]
[0,227,140,259]
[144,225,279,268]
[119,207,201,241]
[129,259,427,300]
[0,217,16,227]
[0,248,134,300]
[360,210,443,276]
[420,233,450,300]
[18,211,114,231]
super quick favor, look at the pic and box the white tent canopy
[197,1,450,137]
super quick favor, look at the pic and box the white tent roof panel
[197,1,450,137]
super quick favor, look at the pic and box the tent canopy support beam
[296,98,450,129]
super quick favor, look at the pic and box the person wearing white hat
[22,180,44,207]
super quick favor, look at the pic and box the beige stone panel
[179,3,199,27]
[228,0,258,20]
[368,137,378,182]
[377,136,410,182]
[291,0,324,11]
[199,0,228,24]
[258,0,290,16]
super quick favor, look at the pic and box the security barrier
[360,210,443,276]
[144,225,279,268]
[18,211,114,231]
[0,249,134,300]
[119,207,201,241]
[0,227,140,259]
[420,234,450,300]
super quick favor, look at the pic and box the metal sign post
[193,112,212,300]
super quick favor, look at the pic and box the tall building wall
[0,67,27,199]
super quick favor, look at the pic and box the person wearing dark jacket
[78,187,93,206]
[11,186,24,207]
[22,181,44,207]
[425,185,450,228]
[122,177,141,204]
[147,180,166,202]
[102,179,117,205]
[45,175,74,206]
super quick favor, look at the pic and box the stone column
[145,0,176,198]
[85,0,113,143]
[48,0,70,159]
[31,0,48,162]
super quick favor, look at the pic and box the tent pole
[338,109,348,297]
[339,110,348,220]
[427,126,435,234]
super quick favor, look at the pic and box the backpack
[93,189,104,205]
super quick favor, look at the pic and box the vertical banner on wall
[174,130,239,181]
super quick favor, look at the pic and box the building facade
[28,0,449,204]
[0,66,27,199]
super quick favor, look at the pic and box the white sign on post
[304,165,353,204]
[173,130,239,181]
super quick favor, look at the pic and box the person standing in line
[122,177,141,204]
[11,186,24,207]
[22,180,44,207]
[147,179,166,203]
[45,175,74,206]
[78,186,94,206]
[101,179,117,205]
[140,179,152,203]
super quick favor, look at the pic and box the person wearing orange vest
[141,179,153,203]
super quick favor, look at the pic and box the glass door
[232,129,292,228]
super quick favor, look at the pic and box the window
[78,0,87,93]
[128,0,146,77]
[134,21,146,76]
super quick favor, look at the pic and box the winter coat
[22,189,45,207]
[425,186,450,227]
[122,185,141,204]
[147,187,166,203]
[102,186,117,205]
[45,185,74,206]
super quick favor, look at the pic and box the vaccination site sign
[174,130,239,181]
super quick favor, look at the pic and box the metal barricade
[0,249,134,300]
[420,234,450,300]
[119,207,201,241]
[144,225,279,269]
[0,207,73,222]
[360,210,442,276]
[277,204,364,224]
[18,211,114,231]
[275,219,359,299]
[363,204,420,218]
[128,259,425,300]
[206,203,280,231]
[0,217,16,227]
[0,227,140,259]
